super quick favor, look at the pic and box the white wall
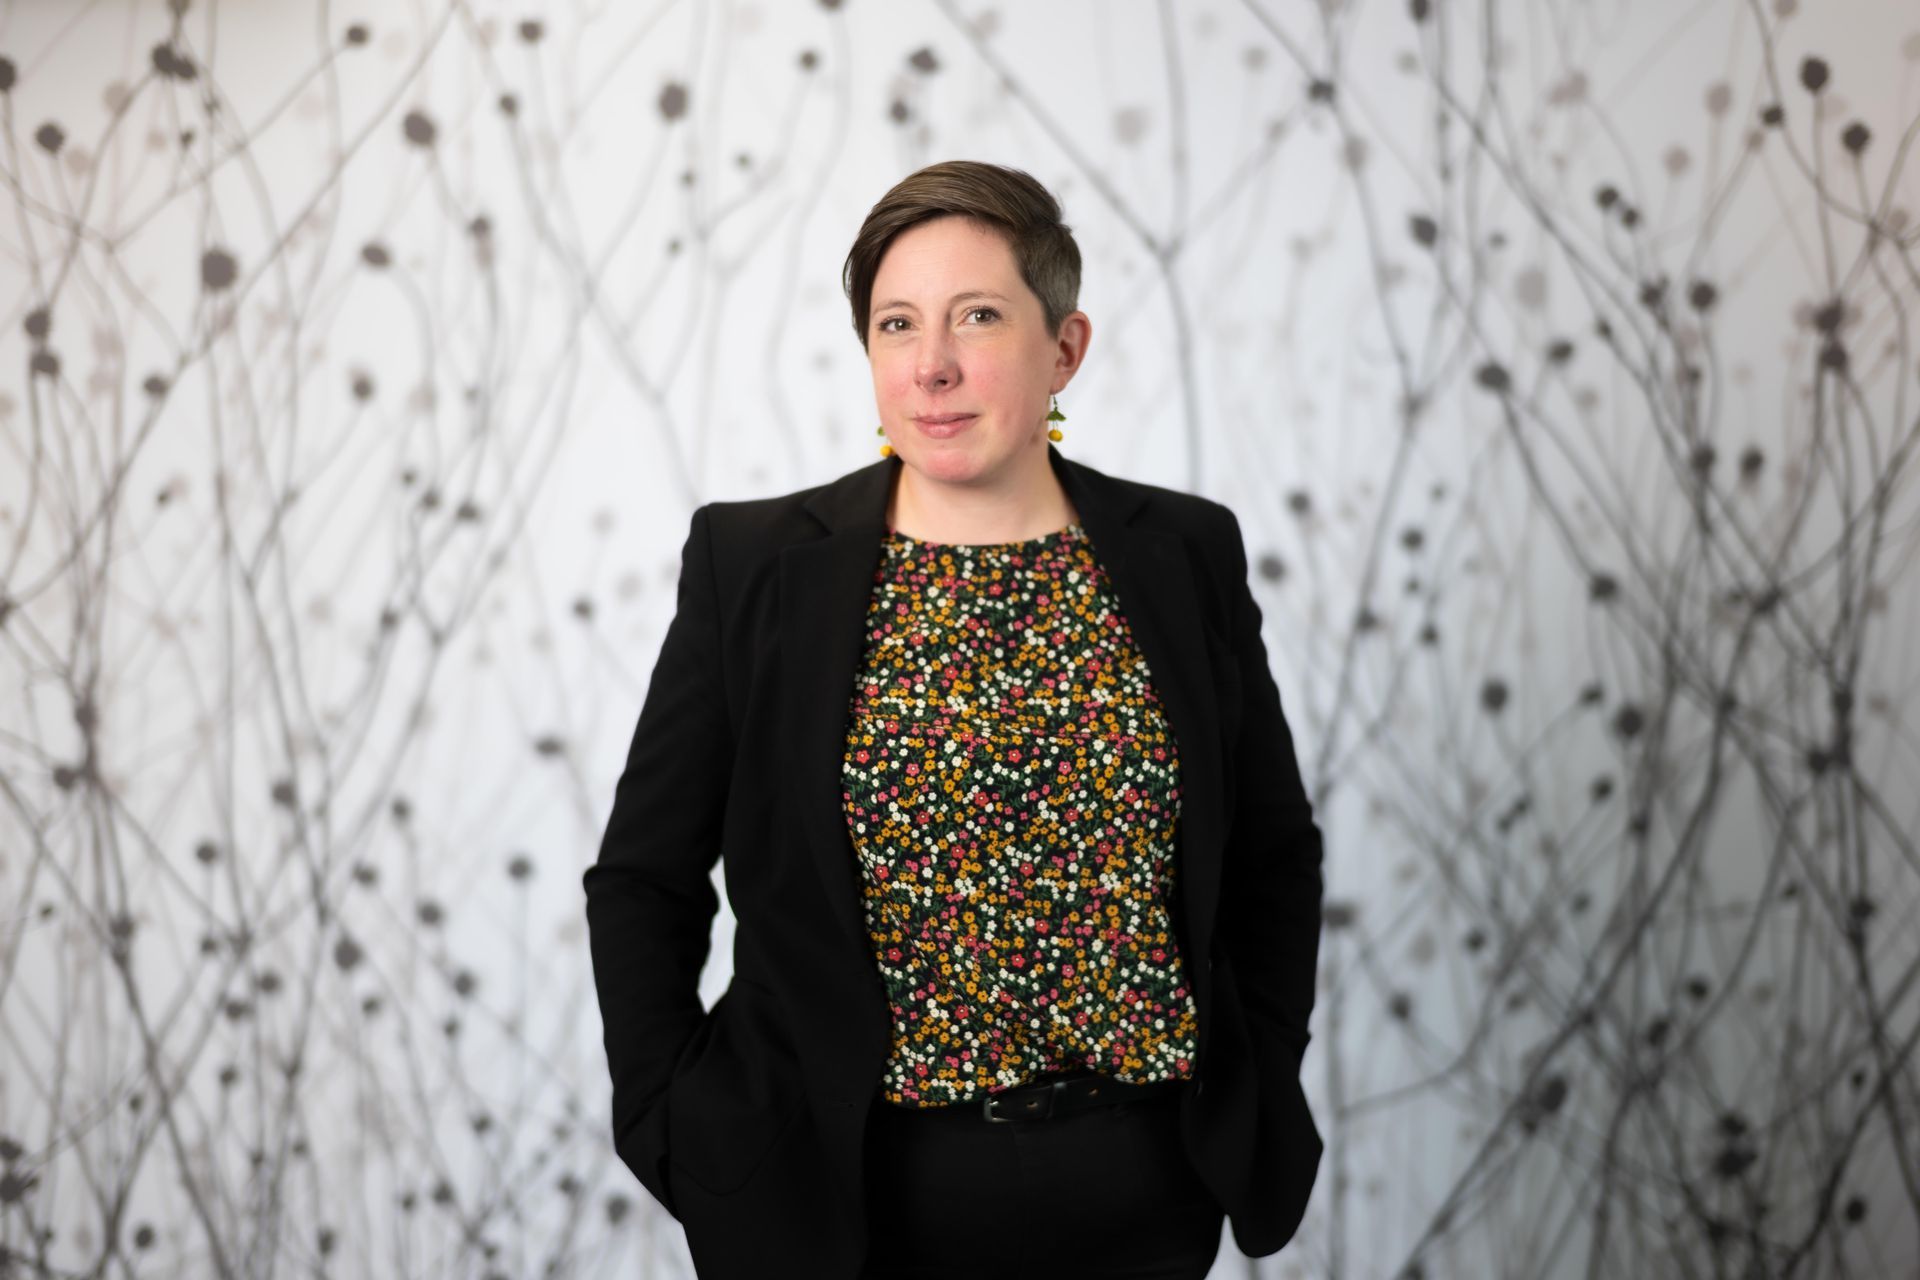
[1,1,1916,1275]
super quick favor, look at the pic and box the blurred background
[2,0,1917,1275]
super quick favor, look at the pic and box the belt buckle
[983,1079,1068,1123]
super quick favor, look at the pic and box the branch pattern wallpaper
[0,0,1916,1276]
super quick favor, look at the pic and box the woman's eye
[876,308,995,334]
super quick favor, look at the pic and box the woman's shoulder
[1112,470,1239,534]
[1078,461,1244,565]
[696,456,883,550]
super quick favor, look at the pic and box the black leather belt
[887,1071,1187,1123]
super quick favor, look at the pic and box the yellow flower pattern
[841,521,1201,1107]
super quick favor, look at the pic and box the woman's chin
[906,446,989,484]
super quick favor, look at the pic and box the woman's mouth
[915,415,976,439]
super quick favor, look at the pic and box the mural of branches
[0,0,1915,1276]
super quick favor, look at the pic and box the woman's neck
[886,455,1079,545]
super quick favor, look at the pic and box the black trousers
[857,1078,1226,1278]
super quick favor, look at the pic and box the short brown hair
[842,160,1082,351]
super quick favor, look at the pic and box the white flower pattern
[841,521,1200,1107]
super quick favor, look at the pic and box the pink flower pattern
[841,521,1200,1107]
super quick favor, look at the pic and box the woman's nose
[913,334,960,390]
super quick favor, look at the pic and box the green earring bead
[1046,394,1065,442]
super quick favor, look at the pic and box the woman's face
[867,215,1088,491]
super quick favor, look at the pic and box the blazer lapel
[779,444,1228,976]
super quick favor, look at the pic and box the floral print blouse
[841,520,1201,1107]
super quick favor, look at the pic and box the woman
[583,161,1324,1279]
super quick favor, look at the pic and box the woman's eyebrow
[872,290,1011,313]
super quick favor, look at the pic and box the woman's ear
[1053,311,1092,386]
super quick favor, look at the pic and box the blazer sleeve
[1216,506,1325,1076]
[582,503,730,1220]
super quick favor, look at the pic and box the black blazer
[583,443,1325,1276]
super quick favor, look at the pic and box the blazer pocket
[664,986,802,1196]
[667,1088,800,1199]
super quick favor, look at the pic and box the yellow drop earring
[876,424,892,458]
